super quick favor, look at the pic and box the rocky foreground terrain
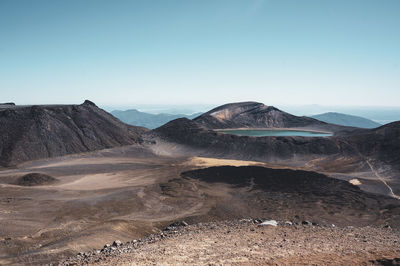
[60,219,400,265]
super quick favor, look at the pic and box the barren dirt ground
[0,145,271,265]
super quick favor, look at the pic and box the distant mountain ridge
[311,112,381,128]
[111,109,202,129]
[0,100,147,167]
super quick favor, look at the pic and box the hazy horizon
[1,0,400,106]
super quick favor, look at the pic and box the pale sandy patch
[58,171,156,190]
[31,157,148,169]
[185,156,265,167]
[349,178,362,185]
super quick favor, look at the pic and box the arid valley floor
[1,141,400,264]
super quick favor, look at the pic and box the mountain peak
[82,100,97,107]
[193,101,332,130]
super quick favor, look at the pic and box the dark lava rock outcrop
[194,101,347,132]
[181,166,400,227]
[15,173,57,186]
[0,100,147,167]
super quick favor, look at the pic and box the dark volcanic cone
[0,100,148,167]
[194,101,348,132]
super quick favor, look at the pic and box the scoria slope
[194,101,348,132]
[0,100,147,167]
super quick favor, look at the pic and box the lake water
[218,129,332,137]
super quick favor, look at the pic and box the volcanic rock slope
[347,121,400,172]
[0,100,147,167]
[153,102,400,179]
[153,118,342,161]
[194,101,347,132]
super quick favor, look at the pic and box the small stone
[253,218,263,224]
[113,240,122,247]
[258,220,278,227]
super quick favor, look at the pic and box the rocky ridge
[0,100,147,167]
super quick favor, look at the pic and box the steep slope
[194,102,348,132]
[153,118,341,161]
[311,112,381,128]
[347,121,400,171]
[0,100,147,167]
[111,109,202,129]
[153,118,400,173]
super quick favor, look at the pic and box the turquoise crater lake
[217,129,333,137]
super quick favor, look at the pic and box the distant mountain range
[111,109,202,129]
[111,105,384,130]
[311,112,381,128]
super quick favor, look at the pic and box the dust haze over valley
[2,0,400,265]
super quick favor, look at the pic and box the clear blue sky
[1,0,399,106]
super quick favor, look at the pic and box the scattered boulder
[112,240,122,247]
[258,220,278,227]
[370,258,400,265]
[285,221,293,226]
[302,220,312,226]
[169,221,188,227]
[165,221,189,231]
[253,218,263,224]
